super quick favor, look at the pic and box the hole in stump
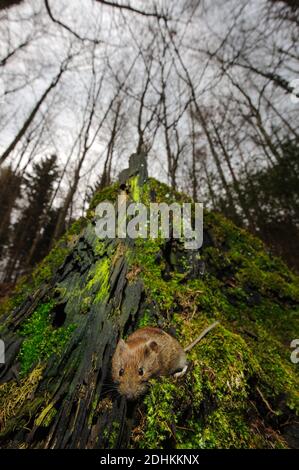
[51,303,67,328]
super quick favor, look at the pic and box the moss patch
[0,177,298,448]
[0,364,44,432]
[87,182,119,217]
[86,257,111,304]
[0,217,88,319]
[123,180,299,449]
[35,402,57,428]
[18,301,76,375]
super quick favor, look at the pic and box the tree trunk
[0,229,148,448]
[0,155,298,449]
[0,66,65,166]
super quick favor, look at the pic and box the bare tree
[0,54,71,166]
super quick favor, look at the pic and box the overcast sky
[0,0,298,212]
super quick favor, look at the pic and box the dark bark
[0,229,149,448]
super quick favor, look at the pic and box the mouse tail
[184,321,219,353]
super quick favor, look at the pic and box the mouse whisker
[100,386,118,394]
[99,390,118,399]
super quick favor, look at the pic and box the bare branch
[95,0,168,20]
[44,0,102,43]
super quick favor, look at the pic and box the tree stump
[0,155,298,449]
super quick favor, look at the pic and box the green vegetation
[217,139,299,271]
[18,301,76,375]
[124,179,299,449]
[0,365,44,436]
[87,182,119,216]
[0,176,298,448]
[0,216,88,319]
[86,257,111,304]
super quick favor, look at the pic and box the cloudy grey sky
[0,0,298,213]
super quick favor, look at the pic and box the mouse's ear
[144,340,159,356]
[116,338,127,352]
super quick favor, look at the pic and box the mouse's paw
[173,364,188,379]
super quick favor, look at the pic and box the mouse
[111,322,219,400]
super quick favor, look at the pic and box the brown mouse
[112,322,219,400]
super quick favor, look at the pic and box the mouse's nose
[126,392,136,401]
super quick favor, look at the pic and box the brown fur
[112,327,187,400]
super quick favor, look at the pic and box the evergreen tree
[5,155,60,281]
[217,138,299,270]
[31,207,62,265]
[0,166,23,259]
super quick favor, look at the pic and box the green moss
[0,217,88,319]
[86,257,111,304]
[109,421,121,448]
[35,402,57,427]
[136,320,291,448]
[137,309,156,328]
[1,176,298,448]
[139,378,182,448]
[127,238,172,312]
[121,179,299,448]
[67,217,88,238]
[94,239,107,257]
[88,398,98,427]
[143,178,191,205]
[18,301,76,375]
[200,410,261,449]
[87,182,119,216]
[129,175,141,202]
[0,364,44,434]
[81,296,92,314]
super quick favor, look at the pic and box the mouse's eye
[119,368,124,376]
[138,367,144,376]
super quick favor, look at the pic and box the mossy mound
[0,175,298,449]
